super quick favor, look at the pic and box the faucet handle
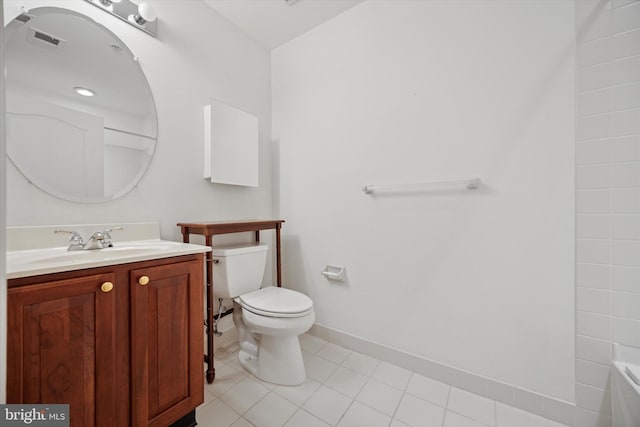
[54,229,84,250]
[104,226,124,235]
[54,229,83,241]
[102,226,123,247]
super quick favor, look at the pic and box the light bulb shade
[134,3,156,24]
[86,0,157,36]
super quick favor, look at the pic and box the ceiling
[203,0,364,49]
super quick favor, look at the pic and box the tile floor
[196,334,571,427]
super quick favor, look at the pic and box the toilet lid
[237,286,313,316]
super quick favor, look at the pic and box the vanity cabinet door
[7,273,117,427]
[130,259,204,427]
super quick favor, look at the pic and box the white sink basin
[7,239,210,279]
[27,244,180,264]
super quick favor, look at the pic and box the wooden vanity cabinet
[7,272,118,427]
[7,254,205,427]
[130,260,204,427]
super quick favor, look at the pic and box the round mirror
[4,7,158,203]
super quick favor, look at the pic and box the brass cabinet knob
[138,276,150,286]
[101,282,114,293]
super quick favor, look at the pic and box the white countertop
[7,239,210,279]
[6,222,211,279]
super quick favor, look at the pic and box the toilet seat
[236,286,313,318]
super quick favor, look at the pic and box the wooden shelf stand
[177,219,285,383]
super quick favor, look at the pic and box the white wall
[3,0,273,241]
[273,0,575,402]
[574,1,640,426]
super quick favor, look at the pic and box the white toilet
[212,242,314,385]
[612,343,640,427]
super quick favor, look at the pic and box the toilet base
[238,334,307,386]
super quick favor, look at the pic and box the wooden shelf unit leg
[205,235,215,383]
[276,224,282,287]
[181,228,216,384]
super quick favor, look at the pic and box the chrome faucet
[84,227,123,250]
[54,227,123,251]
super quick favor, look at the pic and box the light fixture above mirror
[98,0,122,8]
[85,0,157,37]
[130,2,157,26]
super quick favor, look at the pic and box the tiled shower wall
[575,0,640,426]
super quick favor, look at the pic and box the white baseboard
[309,323,576,426]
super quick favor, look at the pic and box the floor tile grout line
[219,377,272,419]
[240,415,257,427]
[316,375,366,425]
[338,352,381,378]
[440,385,452,427]
[385,368,415,426]
[276,394,304,427]
[334,397,357,427]
[313,347,403,426]
[292,407,329,427]
[301,336,329,356]
[350,390,400,424]
[446,388,499,427]
[243,389,293,426]
[199,396,243,427]
[273,380,321,409]
[348,355,403,422]
[493,393,498,427]
[323,367,368,400]
[446,408,496,427]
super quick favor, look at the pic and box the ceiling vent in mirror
[28,27,66,49]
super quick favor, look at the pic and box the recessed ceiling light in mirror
[73,87,95,97]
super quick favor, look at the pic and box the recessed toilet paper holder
[321,265,346,282]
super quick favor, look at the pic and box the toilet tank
[212,243,268,299]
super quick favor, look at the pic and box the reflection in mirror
[4,7,158,203]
